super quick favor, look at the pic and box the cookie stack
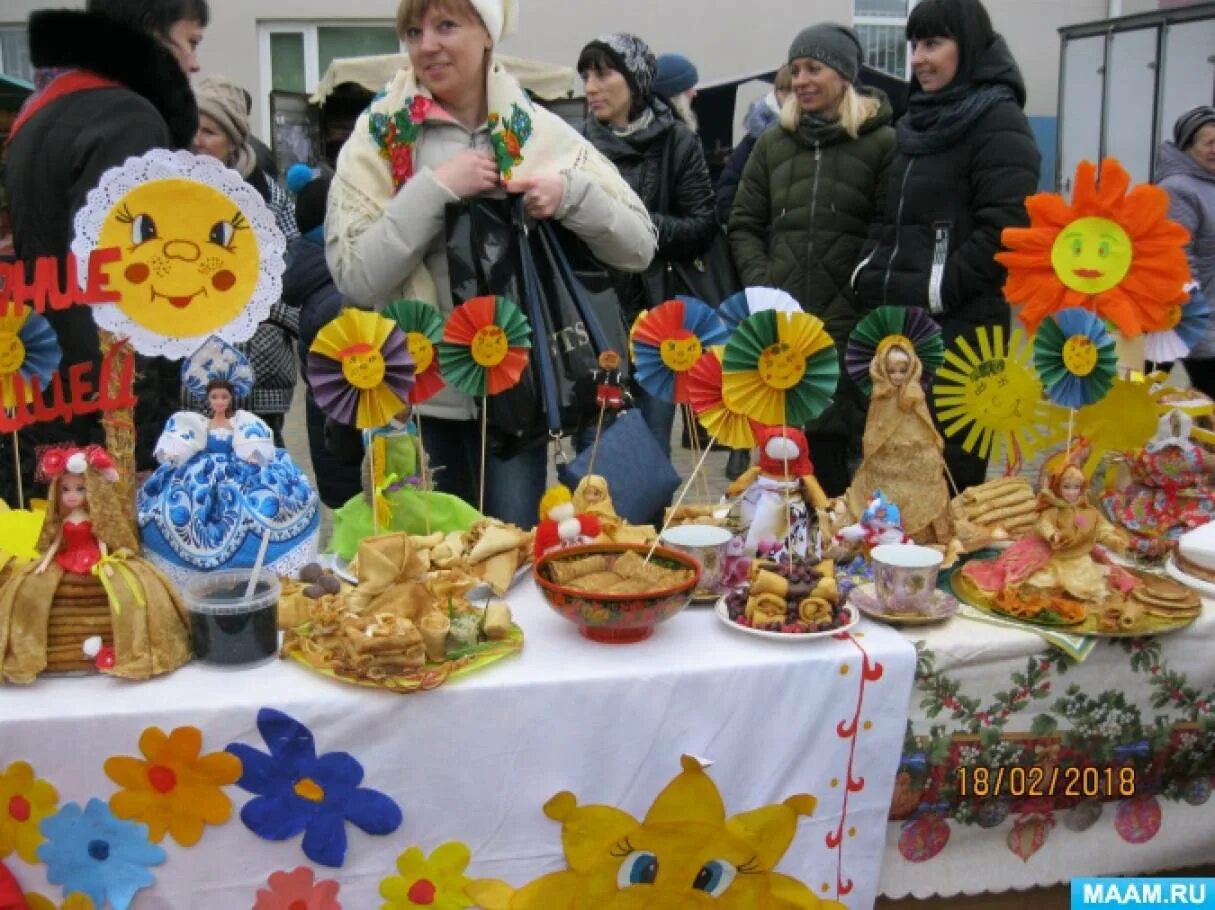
[46,573,112,673]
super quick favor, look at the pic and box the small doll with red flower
[0,446,191,684]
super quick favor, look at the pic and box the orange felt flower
[0,760,59,863]
[997,158,1191,337]
[25,893,96,910]
[104,726,241,847]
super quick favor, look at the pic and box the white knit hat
[469,0,517,44]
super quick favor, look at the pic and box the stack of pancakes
[1129,575,1202,621]
[46,572,111,673]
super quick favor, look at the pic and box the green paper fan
[438,295,532,398]
[384,299,447,404]
[846,306,944,395]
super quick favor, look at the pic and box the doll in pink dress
[0,447,191,683]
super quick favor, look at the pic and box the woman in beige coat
[326,0,655,528]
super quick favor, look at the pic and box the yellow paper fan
[1073,376,1188,476]
[933,326,1062,466]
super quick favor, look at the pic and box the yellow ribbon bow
[92,549,146,616]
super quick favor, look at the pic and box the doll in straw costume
[137,340,319,581]
[0,447,191,683]
[846,339,955,545]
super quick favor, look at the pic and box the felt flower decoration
[309,309,415,428]
[686,347,756,450]
[997,158,1191,337]
[180,335,255,401]
[630,296,729,403]
[103,725,242,847]
[846,306,944,395]
[437,295,531,397]
[226,708,403,868]
[24,893,96,910]
[721,309,839,427]
[0,303,62,409]
[1033,308,1118,408]
[383,299,447,404]
[717,286,801,333]
[0,760,59,864]
[1143,286,1211,364]
[37,799,165,910]
[254,867,342,910]
[380,842,476,910]
[0,857,26,907]
[932,325,1062,466]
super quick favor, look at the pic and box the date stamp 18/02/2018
[955,765,1137,800]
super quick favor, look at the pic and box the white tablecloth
[1,580,916,909]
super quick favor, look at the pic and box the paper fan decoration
[933,326,1062,465]
[721,310,839,427]
[630,296,728,403]
[686,347,757,450]
[437,295,531,397]
[181,335,255,401]
[1033,308,1118,408]
[718,286,801,332]
[384,299,447,405]
[0,304,62,409]
[71,149,286,360]
[846,306,944,395]
[308,309,415,428]
[997,158,1191,338]
[1072,376,1163,476]
[1143,287,1211,364]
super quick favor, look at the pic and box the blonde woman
[729,24,895,496]
[325,0,655,528]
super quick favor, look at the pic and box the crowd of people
[2,0,1213,531]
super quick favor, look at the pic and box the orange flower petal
[164,726,204,763]
[138,727,171,763]
[104,757,151,791]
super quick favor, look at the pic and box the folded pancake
[549,554,610,584]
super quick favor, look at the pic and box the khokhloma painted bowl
[534,542,700,643]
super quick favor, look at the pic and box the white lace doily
[71,149,286,361]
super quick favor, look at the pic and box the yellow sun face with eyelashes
[96,179,261,340]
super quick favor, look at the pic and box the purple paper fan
[308,326,415,426]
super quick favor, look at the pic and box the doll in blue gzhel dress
[137,338,320,581]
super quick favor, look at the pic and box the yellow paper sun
[933,326,1062,468]
[466,755,844,910]
[997,158,1190,338]
[1072,376,1195,477]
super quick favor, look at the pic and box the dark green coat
[728,91,896,438]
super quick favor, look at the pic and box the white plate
[317,553,358,585]
[714,599,859,641]
[1165,556,1215,599]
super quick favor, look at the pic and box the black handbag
[652,135,741,308]
[445,196,629,458]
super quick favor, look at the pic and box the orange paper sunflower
[997,158,1191,337]
[686,347,756,450]
[438,295,531,397]
[104,725,242,847]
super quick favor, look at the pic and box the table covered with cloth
[0,579,915,909]
[878,599,1215,899]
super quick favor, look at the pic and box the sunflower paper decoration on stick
[933,326,1061,471]
[997,158,1191,337]
[308,309,415,428]
[846,306,944,395]
[718,286,801,332]
[1033,308,1118,409]
[687,347,756,451]
[721,310,839,427]
[0,304,61,410]
[437,295,531,397]
[631,296,728,404]
[383,299,447,405]
[1143,286,1210,365]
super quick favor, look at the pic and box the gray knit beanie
[194,75,257,177]
[787,23,863,84]
[1174,106,1215,151]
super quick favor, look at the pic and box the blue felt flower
[226,708,403,868]
[38,798,166,910]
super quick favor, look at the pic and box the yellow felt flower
[0,760,59,863]
[380,841,476,910]
[25,893,96,910]
[104,725,241,847]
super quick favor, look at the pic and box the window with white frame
[0,26,33,83]
[854,0,910,78]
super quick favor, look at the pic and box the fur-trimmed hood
[27,8,197,148]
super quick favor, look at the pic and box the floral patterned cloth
[1100,444,1215,559]
[136,411,319,579]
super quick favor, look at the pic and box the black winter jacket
[853,36,1041,340]
[583,102,718,318]
[287,237,363,509]
[2,9,197,500]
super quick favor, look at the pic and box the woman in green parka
[729,23,895,495]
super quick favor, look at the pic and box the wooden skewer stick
[644,435,717,565]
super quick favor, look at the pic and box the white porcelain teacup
[660,524,733,598]
[871,544,943,615]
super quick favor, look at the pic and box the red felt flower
[84,446,114,472]
[254,867,341,910]
[39,449,67,479]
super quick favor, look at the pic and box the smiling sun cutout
[996,158,1190,338]
[467,755,845,910]
[72,150,285,360]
